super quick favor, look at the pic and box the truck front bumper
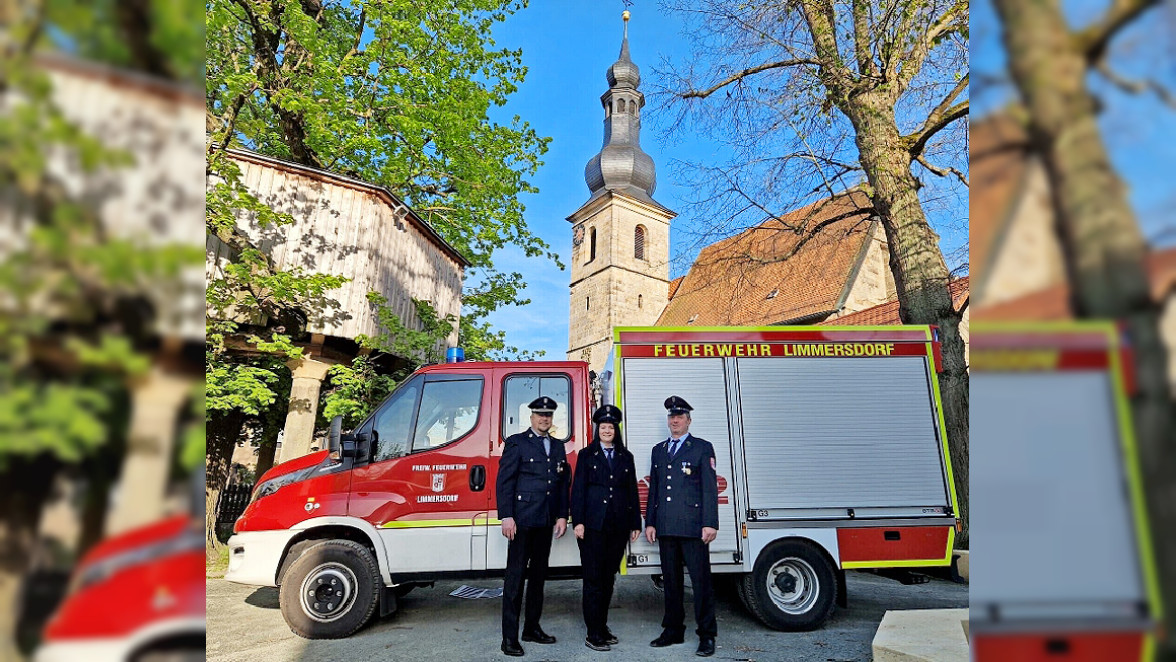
[224,529,297,587]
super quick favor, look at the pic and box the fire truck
[226,326,960,639]
[970,323,1160,661]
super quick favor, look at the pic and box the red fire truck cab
[227,326,960,639]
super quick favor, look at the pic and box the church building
[567,14,927,377]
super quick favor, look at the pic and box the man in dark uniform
[497,396,570,657]
[644,395,719,657]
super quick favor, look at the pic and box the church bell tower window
[634,224,646,260]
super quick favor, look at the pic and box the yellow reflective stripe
[1142,633,1154,662]
[927,342,962,524]
[1107,326,1165,624]
[380,519,476,529]
[841,558,952,569]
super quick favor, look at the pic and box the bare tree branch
[895,0,967,94]
[1095,60,1176,109]
[1077,0,1163,62]
[852,0,879,77]
[915,154,968,187]
[679,58,821,99]
[799,0,853,95]
[905,74,970,156]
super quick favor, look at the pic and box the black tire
[741,540,837,631]
[278,539,382,639]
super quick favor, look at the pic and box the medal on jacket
[682,461,692,475]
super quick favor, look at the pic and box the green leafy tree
[205,0,557,356]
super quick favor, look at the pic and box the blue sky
[479,3,973,359]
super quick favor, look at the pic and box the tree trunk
[0,457,58,662]
[205,410,246,554]
[255,438,277,480]
[995,0,1176,656]
[845,92,970,547]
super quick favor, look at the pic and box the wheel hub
[765,556,820,615]
[299,562,357,622]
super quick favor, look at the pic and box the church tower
[567,11,675,374]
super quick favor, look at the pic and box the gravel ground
[207,571,966,662]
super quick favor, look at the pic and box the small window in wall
[588,227,597,262]
[767,288,779,299]
[618,98,626,112]
[606,101,611,117]
[638,294,643,309]
[411,378,484,452]
[688,314,699,325]
[586,296,590,311]
[501,374,572,441]
[634,224,646,260]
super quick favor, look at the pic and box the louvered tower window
[634,224,646,260]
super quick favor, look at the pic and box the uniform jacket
[496,429,570,529]
[644,434,720,538]
[570,441,642,533]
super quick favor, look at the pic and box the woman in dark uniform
[571,404,642,651]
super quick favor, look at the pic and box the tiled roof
[657,190,875,327]
[667,276,684,300]
[970,114,1031,289]
[973,249,1176,321]
[826,277,971,326]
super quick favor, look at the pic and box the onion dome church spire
[583,11,661,207]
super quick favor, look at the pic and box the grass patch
[207,545,230,578]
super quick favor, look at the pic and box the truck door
[348,372,491,573]
[621,358,742,570]
[487,371,582,571]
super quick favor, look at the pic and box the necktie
[669,439,681,458]
[605,448,614,467]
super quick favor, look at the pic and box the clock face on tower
[573,224,585,248]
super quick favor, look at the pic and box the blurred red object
[35,515,205,662]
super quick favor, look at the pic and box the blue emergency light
[446,347,466,363]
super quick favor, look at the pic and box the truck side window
[501,374,572,442]
[412,379,484,452]
[372,379,420,462]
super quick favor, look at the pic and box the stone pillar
[278,356,334,463]
[106,369,193,535]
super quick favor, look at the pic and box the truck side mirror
[328,415,343,453]
[340,433,358,459]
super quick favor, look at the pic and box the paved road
[207,572,966,662]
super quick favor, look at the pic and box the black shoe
[585,636,612,651]
[501,639,524,656]
[696,638,715,657]
[650,631,685,647]
[522,628,557,644]
[602,629,619,645]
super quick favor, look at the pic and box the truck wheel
[279,539,381,639]
[741,540,837,631]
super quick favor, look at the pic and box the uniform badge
[682,461,692,475]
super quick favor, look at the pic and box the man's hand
[701,527,718,544]
[645,526,657,544]
[630,529,640,543]
[501,517,517,541]
[554,518,567,539]
[574,524,585,540]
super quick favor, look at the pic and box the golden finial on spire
[622,10,630,38]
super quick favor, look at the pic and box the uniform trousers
[658,535,717,638]
[502,525,554,640]
[576,525,629,639]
